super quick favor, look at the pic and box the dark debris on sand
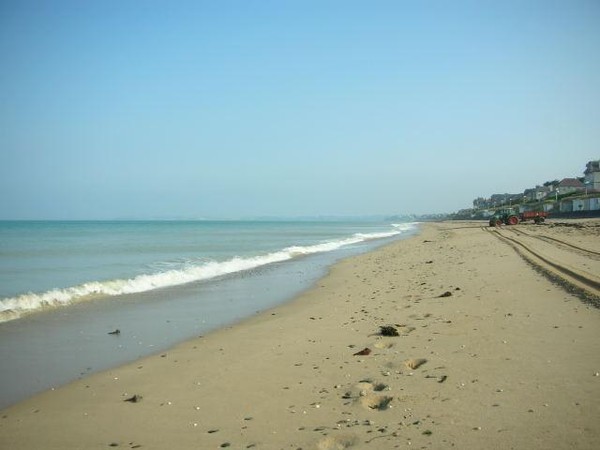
[353,348,372,356]
[379,326,399,337]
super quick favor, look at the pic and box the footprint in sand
[343,380,393,411]
[358,380,389,393]
[373,341,394,349]
[360,394,393,411]
[316,433,359,449]
[397,325,416,335]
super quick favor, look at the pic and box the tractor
[488,208,520,227]
[488,208,549,226]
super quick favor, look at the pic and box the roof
[558,178,585,188]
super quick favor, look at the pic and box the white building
[584,160,600,192]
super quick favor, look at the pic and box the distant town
[389,160,600,222]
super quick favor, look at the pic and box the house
[584,160,600,192]
[472,197,493,209]
[489,193,522,206]
[524,185,551,201]
[556,178,585,196]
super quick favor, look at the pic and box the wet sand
[1,221,599,449]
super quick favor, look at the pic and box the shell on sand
[404,358,427,370]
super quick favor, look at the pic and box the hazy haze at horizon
[1,1,599,219]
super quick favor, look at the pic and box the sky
[1,0,599,219]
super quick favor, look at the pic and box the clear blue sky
[1,0,599,219]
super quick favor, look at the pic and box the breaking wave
[0,223,418,322]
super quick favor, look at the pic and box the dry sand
[1,221,599,449]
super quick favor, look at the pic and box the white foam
[392,222,419,232]
[0,223,417,322]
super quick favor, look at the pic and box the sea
[0,220,418,409]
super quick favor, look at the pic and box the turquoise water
[0,220,415,321]
[0,220,418,408]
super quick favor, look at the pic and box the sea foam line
[0,223,417,322]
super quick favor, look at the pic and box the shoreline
[1,221,599,449]
[0,228,416,410]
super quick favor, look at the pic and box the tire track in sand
[483,227,600,308]
[506,227,600,259]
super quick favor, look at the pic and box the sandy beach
[1,220,599,450]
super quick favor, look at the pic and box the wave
[0,223,418,322]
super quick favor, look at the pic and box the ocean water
[0,220,418,408]
[0,220,415,321]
